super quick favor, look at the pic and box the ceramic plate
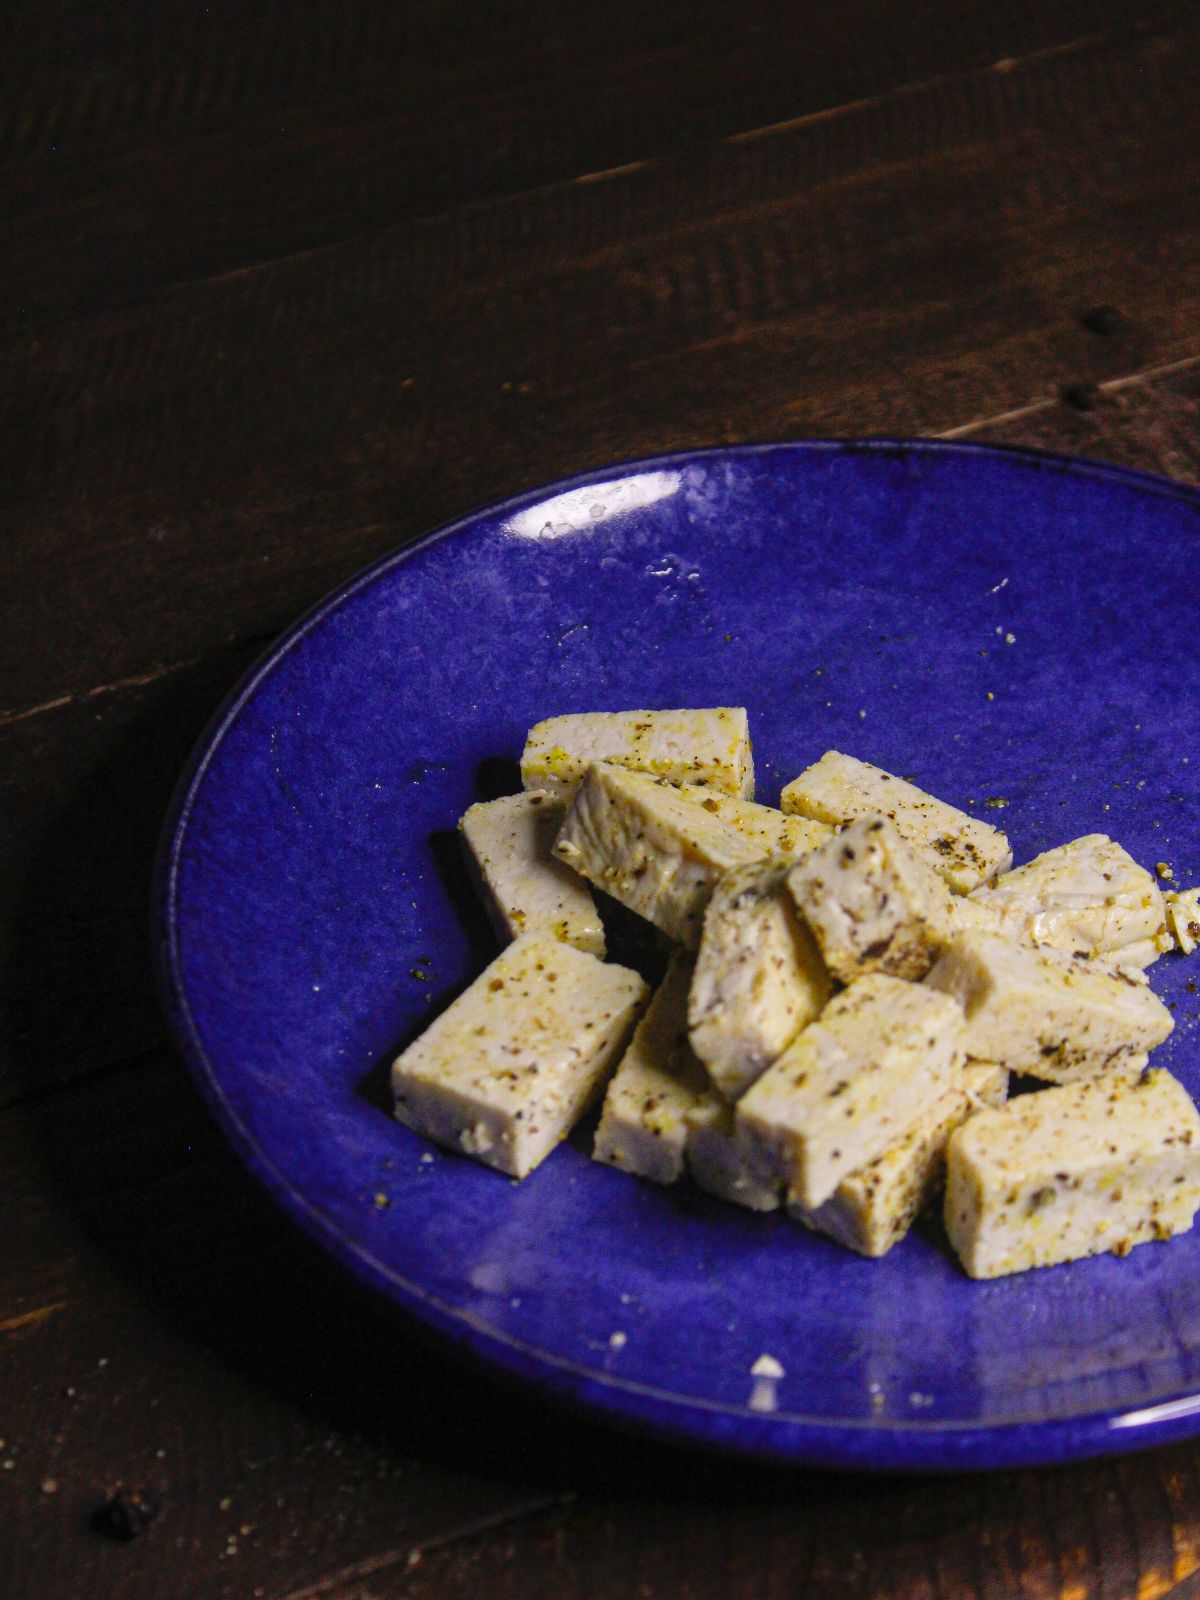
[157,440,1200,1471]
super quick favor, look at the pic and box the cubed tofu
[553,762,762,947]
[392,932,647,1178]
[684,1095,784,1211]
[944,1066,1200,1278]
[790,1064,1008,1257]
[521,708,754,800]
[459,791,605,956]
[780,751,1011,892]
[925,930,1173,1082]
[944,893,1003,936]
[969,834,1166,955]
[737,974,966,1208]
[1165,888,1200,956]
[593,954,709,1185]
[592,954,783,1208]
[689,856,832,1102]
[671,785,834,857]
[786,816,956,983]
[1100,937,1168,972]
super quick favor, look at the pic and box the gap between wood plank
[0,657,198,727]
[0,1300,67,1337]
[3,347,1197,737]
[11,19,1163,340]
[937,352,1200,440]
[2,1046,168,1115]
[723,28,1110,146]
[274,1494,575,1600]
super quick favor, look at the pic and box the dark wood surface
[5,4,1200,1595]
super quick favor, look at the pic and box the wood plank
[292,1455,1200,1600]
[5,0,1139,175]
[0,1053,563,1600]
[0,641,271,1099]
[5,22,1200,716]
[959,364,1200,484]
[9,1049,1200,1600]
[4,3,1180,327]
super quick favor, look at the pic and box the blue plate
[157,440,1200,1472]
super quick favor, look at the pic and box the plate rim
[154,436,1200,1472]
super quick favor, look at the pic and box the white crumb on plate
[750,1353,785,1380]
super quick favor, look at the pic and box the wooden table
[6,3,1200,1594]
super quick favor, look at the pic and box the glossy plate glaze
[157,441,1200,1471]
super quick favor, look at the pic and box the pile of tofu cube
[391,709,1200,1279]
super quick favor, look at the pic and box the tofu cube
[790,1064,1008,1256]
[689,856,832,1102]
[1165,888,1200,956]
[780,751,1011,892]
[522,708,754,800]
[553,762,762,947]
[684,1096,784,1211]
[593,954,709,1185]
[944,893,1004,936]
[671,785,834,857]
[592,954,783,1209]
[459,790,605,956]
[945,1066,1200,1278]
[1098,938,1168,972]
[786,816,956,983]
[737,973,966,1208]
[392,932,647,1178]
[969,834,1166,955]
[925,931,1173,1082]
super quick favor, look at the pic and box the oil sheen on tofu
[669,784,833,856]
[968,833,1166,955]
[553,762,762,947]
[688,856,832,1102]
[790,1064,1008,1257]
[944,1066,1200,1278]
[781,751,1011,893]
[521,708,754,801]
[737,973,967,1209]
[392,932,647,1178]
[787,816,956,984]
[925,930,1173,1081]
[459,790,605,956]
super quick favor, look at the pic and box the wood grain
[0,1052,564,1600]
[323,1463,1200,1600]
[4,2,1181,328]
[6,0,1147,172]
[959,367,1200,484]
[6,21,1200,715]
[8,1050,1200,1600]
[0,640,273,1099]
